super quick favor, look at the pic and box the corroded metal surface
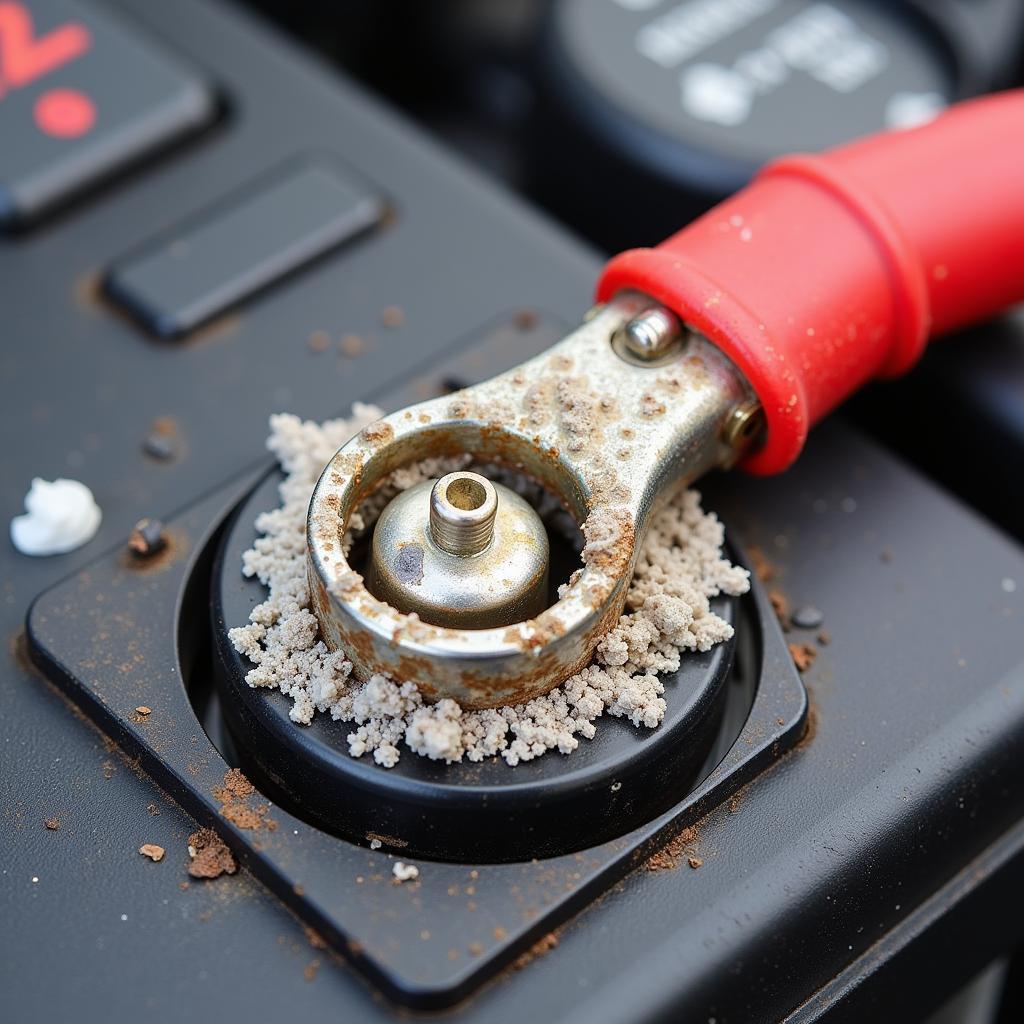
[307,293,756,707]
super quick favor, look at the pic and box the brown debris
[380,305,405,328]
[303,926,327,950]
[135,706,151,716]
[216,768,255,801]
[307,330,330,353]
[512,932,559,971]
[768,589,790,627]
[44,817,60,831]
[687,856,704,870]
[139,843,165,862]
[221,803,267,830]
[303,959,321,982]
[212,769,268,831]
[788,641,818,673]
[646,826,698,872]
[365,831,408,850]
[187,828,237,880]
[339,333,365,358]
[746,543,775,582]
[817,629,831,646]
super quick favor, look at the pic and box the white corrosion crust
[228,410,750,768]
[392,861,420,882]
[10,477,102,556]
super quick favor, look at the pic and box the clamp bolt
[614,306,685,364]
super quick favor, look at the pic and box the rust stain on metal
[362,421,394,447]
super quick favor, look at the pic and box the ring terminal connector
[309,293,757,706]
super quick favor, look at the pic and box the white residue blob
[392,862,420,883]
[10,477,102,556]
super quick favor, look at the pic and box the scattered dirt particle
[339,333,365,358]
[303,959,321,982]
[513,309,538,331]
[179,881,190,891]
[746,543,775,582]
[303,925,327,950]
[788,642,818,672]
[102,760,117,779]
[139,843,165,862]
[186,828,237,880]
[216,768,255,801]
[512,932,559,971]
[307,330,330,353]
[468,942,484,957]
[212,769,268,830]
[146,803,160,816]
[135,706,151,716]
[817,629,831,646]
[728,796,741,814]
[768,589,790,626]
[493,926,508,941]
[365,831,408,849]
[221,803,266,830]
[380,305,405,328]
[687,856,704,870]
[646,826,698,872]
[43,817,60,831]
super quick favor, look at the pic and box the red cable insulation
[597,89,1024,474]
